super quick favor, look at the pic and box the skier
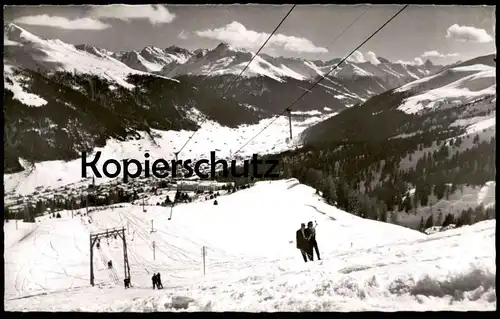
[124,277,131,288]
[96,242,100,249]
[307,221,321,260]
[156,273,163,289]
[108,260,113,269]
[152,273,157,289]
[296,223,312,262]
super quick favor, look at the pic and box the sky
[3,4,496,64]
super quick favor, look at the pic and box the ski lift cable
[174,5,297,157]
[230,6,371,155]
[177,6,368,160]
[282,6,371,143]
[321,6,372,65]
[231,5,409,156]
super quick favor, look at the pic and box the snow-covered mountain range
[3,22,443,174]
[3,22,495,210]
[82,39,440,86]
[3,19,496,314]
[301,53,496,146]
[4,22,443,105]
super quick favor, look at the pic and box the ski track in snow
[4,179,496,311]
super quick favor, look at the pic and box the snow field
[4,111,336,197]
[397,64,495,114]
[4,65,48,107]
[4,179,496,311]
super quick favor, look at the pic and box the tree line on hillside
[304,90,494,148]
[419,205,495,231]
[271,91,496,229]
[3,178,253,221]
[269,131,495,229]
[4,69,265,173]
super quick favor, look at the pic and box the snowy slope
[396,59,496,114]
[3,23,176,90]
[4,64,47,107]
[4,179,495,311]
[4,112,334,196]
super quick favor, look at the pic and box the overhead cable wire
[323,6,371,62]
[174,4,297,157]
[168,6,297,222]
[292,6,370,102]
[231,5,409,156]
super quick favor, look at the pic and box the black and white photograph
[3,4,496,312]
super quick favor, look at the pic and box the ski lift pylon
[285,108,292,140]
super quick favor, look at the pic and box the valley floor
[4,179,496,311]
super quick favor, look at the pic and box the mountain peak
[142,45,163,54]
[75,44,111,58]
[165,45,182,50]
[164,45,192,55]
[214,42,243,52]
[424,59,434,67]
[5,23,28,36]
[215,42,231,50]
[211,42,251,56]
[4,23,42,44]
[377,57,391,64]
[5,23,24,33]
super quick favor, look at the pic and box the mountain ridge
[3,22,489,182]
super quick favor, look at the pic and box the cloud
[346,51,380,65]
[445,24,493,43]
[178,30,189,40]
[413,57,424,66]
[421,51,459,59]
[396,57,424,66]
[365,51,381,65]
[397,51,460,66]
[346,51,365,63]
[89,5,175,24]
[13,14,110,30]
[195,21,327,54]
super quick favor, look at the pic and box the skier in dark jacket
[124,277,131,289]
[307,221,320,260]
[156,273,163,289]
[296,223,313,262]
[152,274,157,289]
